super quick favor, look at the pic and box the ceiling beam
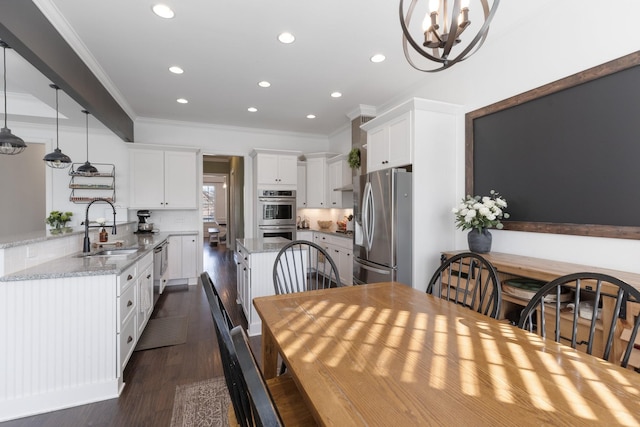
[0,0,134,142]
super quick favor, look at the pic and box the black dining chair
[273,240,341,295]
[426,252,502,319]
[201,271,234,329]
[517,272,640,368]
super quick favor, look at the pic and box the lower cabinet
[312,232,353,286]
[137,256,154,336]
[167,234,198,285]
[235,241,281,336]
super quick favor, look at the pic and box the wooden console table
[442,251,640,368]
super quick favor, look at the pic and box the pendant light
[43,84,72,168]
[0,41,26,155]
[76,110,98,174]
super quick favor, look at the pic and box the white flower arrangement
[452,190,510,232]
[95,217,106,226]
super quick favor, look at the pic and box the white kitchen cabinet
[366,111,411,173]
[328,156,353,208]
[313,232,353,285]
[297,162,307,208]
[306,157,326,207]
[296,230,313,242]
[235,243,251,317]
[167,234,198,285]
[136,257,154,336]
[129,148,198,209]
[252,151,298,188]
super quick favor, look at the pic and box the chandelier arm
[402,36,449,72]
[400,0,447,64]
[442,0,498,68]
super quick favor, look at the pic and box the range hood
[333,183,353,192]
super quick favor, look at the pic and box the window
[202,184,216,222]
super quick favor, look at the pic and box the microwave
[257,190,296,226]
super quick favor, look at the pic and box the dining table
[253,282,640,426]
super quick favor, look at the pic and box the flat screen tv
[466,51,640,240]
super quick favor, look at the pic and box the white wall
[391,0,640,273]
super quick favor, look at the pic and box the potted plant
[452,190,509,253]
[46,211,73,233]
[347,148,361,169]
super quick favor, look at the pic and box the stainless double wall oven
[257,189,296,240]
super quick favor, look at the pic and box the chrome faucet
[83,198,117,253]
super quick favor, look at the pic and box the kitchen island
[0,227,190,422]
[235,237,290,335]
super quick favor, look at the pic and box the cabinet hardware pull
[127,274,133,281]
[147,274,151,279]
[127,336,133,344]
[127,300,133,307]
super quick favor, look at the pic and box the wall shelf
[68,163,116,203]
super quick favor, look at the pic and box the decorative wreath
[348,148,361,169]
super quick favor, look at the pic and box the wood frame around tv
[465,50,640,240]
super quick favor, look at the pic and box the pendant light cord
[55,86,59,149]
[85,111,89,162]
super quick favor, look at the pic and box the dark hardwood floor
[1,241,247,427]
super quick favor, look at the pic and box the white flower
[452,190,509,232]
[95,217,106,225]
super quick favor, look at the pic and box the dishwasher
[153,240,169,294]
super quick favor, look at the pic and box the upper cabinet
[297,162,307,208]
[129,148,198,209]
[365,112,412,173]
[327,155,353,209]
[305,153,339,208]
[252,150,299,189]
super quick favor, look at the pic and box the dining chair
[517,272,640,368]
[426,252,502,319]
[203,271,317,426]
[273,240,342,295]
[201,271,234,329]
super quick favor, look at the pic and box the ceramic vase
[467,228,492,253]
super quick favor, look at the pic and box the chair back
[273,240,341,295]
[202,273,252,426]
[231,326,284,427]
[426,252,502,319]
[518,272,640,368]
[201,271,234,330]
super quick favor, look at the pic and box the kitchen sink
[77,247,141,257]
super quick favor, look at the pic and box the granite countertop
[0,232,174,282]
[236,237,291,254]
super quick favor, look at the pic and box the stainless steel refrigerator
[353,168,412,285]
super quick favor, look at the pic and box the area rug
[170,377,231,427]
[134,315,188,351]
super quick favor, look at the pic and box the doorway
[202,155,244,251]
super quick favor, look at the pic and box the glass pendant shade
[0,41,26,155]
[43,84,71,169]
[76,109,98,174]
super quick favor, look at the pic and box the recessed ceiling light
[370,54,386,63]
[177,98,188,104]
[258,81,271,88]
[152,4,175,19]
[248,107,258,112]
[306,114,316,119]
[169,66,184,74]
[330,92,342,98]
[278,32,295,44]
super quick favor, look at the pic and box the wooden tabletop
[254,282,640,426]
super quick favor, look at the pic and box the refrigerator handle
[355,259,391,275]
[363,181,374,251]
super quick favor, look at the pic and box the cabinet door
[306,158,327,208]
[338,248,353,285]
[387,113,411,168]
[165,151,197,209]
[328,160,350,208]
[241,263,251,319]
[137,264,154,335]
[166,235,183,280]
[130,150,165,208]
[181,234,197,279]
[297,164,307,208]
[256,153,280,186]
[367,126,389,173]
[278,155,298,186]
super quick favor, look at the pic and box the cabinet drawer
[118,263,138,295]
[118,282,137,332]
[119,313,137,373]
[236,246,250,268]
[327,235,352,250]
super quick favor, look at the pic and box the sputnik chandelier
[400,0,499,72]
